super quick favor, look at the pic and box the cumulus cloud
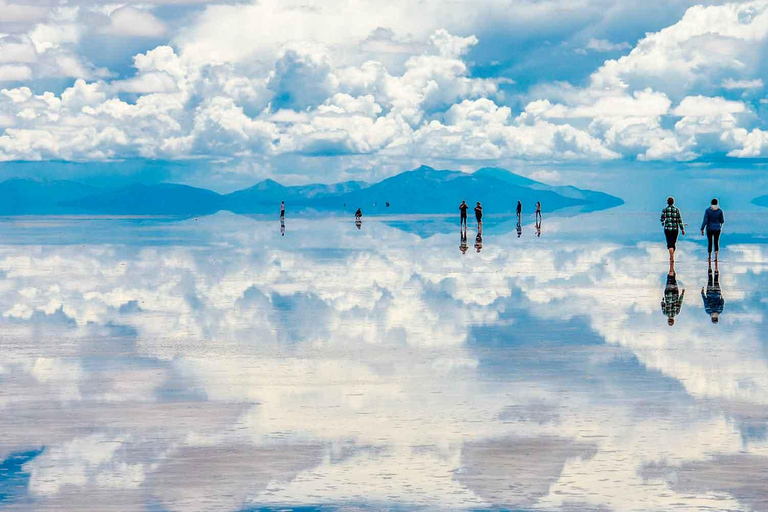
[97,6,166,38]
[0,0,768,172]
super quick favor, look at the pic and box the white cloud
[0,63,32,81]
[722,77,765,90]
[98,6,166,38]
[582,37,632,53]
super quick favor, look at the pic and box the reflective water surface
[1,210,767,511]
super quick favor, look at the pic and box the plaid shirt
[662,288,685,318]
[660,205,684,231]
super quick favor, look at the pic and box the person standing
[700,198,725,262]
[516,200,522,221]
[535,201,542,223]
[701,260,724,324]
[661,197,685,262]
[475,202,483,228]
[459,200,469,229]
[280,200,285,219]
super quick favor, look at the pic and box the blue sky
[1,0,768,190]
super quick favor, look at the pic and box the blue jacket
[701,207,724,232]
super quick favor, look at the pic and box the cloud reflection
[0,212,766,510]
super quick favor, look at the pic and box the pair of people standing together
[459,201,483,228]
[661,197,725,262]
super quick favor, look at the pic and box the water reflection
[702,260,724,323]
[0,211,766,511]
[459,227,468,254]
[661,263,685,326]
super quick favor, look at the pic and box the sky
[1,0,768,190]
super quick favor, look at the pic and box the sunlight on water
[0,209,767,511]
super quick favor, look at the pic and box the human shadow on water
[702,260,724,324]
[661,261,685,327]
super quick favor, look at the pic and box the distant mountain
[322,165,622,215]
[64,183,224,215]
[225,179,367,213]
[0,166,622,216]
[0,179,98,214]
[753,194,768,208]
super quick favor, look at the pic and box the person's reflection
[661,262,685,326]
[535,218,542,237]
[701,260,724,324]
[516,220,522,238]
[474,224,483,252]
[280,218,285,236]
[460,227,468,254]
[355,219,362,230]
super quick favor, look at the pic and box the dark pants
[665,229,678,250]
[706,229,721,253]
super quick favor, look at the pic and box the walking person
[700,198,724,262]
[280,200,285,219]
[701,259,724,324]
[661,197,685,262]
[459,200,469,229]
[475,202,483,228]
[516,200,522,221]
[535,201,542,223]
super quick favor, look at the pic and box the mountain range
[0,165,623,216]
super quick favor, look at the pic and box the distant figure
[475,202,483,227]
[355,208,363,220]
[701,260,724,324]
[460,228,468,254]
[535,218,541,237]
[386,201,390,208]
[280,200,285,219]
[280,218,285,237]
[661,196,685,262]
[535,201,542,223]
[661,264,685,326]
[701,198,724,262]
[516,200,522,221]
[459,200,469,228]
[516,220,522,238]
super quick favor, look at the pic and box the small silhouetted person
[460,228,468,254]
[280,218,285,237]
[280,200,285,219]
[661,196,685,263]
[516,200,522,221]
[701,260,724,324]
[516,220,522,238]
[386,201,390,208]
[475,202,483,228]
[701,198,724,262]
[535,201,542,223]
[459,200,469,229]
[355,208,362,220]
[661,263,685,327]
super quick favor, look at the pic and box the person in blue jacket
[700,198,725,262]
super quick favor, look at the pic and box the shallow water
[0,209,767,511]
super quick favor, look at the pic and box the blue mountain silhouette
[0,165,623,215]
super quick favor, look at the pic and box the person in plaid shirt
[661,196,685,262]
[661,265,685,326]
